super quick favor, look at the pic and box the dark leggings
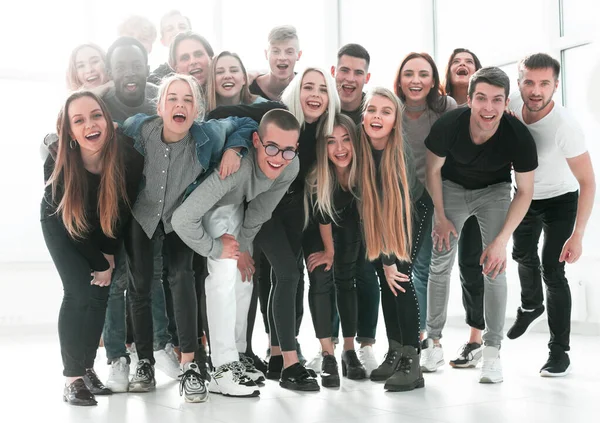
[254,193,304,351]
[42,217,110,377]
[458,216,486,330]
[376,191,433,350]
[304,207,361,339]
[125,219,197,363]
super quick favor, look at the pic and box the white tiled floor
[0,324,597,423]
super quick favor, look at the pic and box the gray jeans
[426,180,511,347]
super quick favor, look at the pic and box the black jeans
[254,193,304,351]
[355,246,380,344]
[458,215,486,330]
[42,217,110,377]
[304,205,361,340]
[512,191,578,351]
[125,219,197,363]
[376,191,433,350]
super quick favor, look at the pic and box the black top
[341,92,365,126]
[425,108,538,190]
[206,101,284,123]
[148,62,173,86]
[315,185,356,225]
[288,121,318,195]
[249,76,275,101]
[41,134,144,271]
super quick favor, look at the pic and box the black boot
[384,345,425,392]
[341,350,367,380]
[63,378,97,406]
[321,353,340,388]
[370,340,402,381]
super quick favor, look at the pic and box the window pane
[562,0,594,37]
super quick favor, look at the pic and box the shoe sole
[279,380,320,391]
[106,383,129,393]
[266,371,281,380]
[384,377,425,392]
[209,389,260,398]
[421,360,444,373]
[63,396,97,406]
[128,383,156,393]
[449,357,481,369]
[540,365,571,377]
[479,376,503,383]
[184,394,209,403]
[507,310,545,340]
[321,375,340,388]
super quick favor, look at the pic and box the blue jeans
[103,237,171,362]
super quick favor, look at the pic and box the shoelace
[457,343,477,361]
[382,350,398,366]
[179,367,205,396]
[135,362,153,380]
[86,369,103,386]
[397,356,414,374]
[239,354,258,372]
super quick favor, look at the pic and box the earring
[69,139,78,150]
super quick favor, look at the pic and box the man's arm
[560,152,596,263]
[481,170,535,278]
[426,150,457,251]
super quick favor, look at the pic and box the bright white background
[0,0,598,331]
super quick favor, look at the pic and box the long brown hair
[358,87,412,261]
[206,51,257,113]
[66,43,108,91]
[443,48,482,98]
[304,113,359,227]
[47,91,128,239]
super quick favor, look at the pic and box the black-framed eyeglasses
[259,137,297,161]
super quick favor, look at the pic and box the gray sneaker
[129,359,156,392]
[179,362,209,403]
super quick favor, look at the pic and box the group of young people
[41,9,595,407]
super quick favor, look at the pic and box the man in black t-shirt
[334,43,371,126]
[422,67,538,384]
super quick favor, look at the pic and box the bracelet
[234,150,243,158]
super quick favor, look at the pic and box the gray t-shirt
[102,83,158,123]
[172,148,300,258]
[402,96,457,184]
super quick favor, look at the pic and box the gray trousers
[426,180,511,347]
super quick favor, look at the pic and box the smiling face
[334,55,370,109]
[518,67,558,113]
[158,79,197,139]
[265,39,301,80]
[75,46,107,89]
[326,125,353,169]
[399,57,434,106]
[214,55,246,102]
[174,39,211,86]
[300,71,329,123]
[68,96,109,155]
[109,45,148,107]
[363,94,396,144]
[253,123,299,180]
[468,82,508,133]
[450,52,478,87]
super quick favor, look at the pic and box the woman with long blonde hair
[41,91,143,406]
[303,113,366,387]
[358,87,433,392]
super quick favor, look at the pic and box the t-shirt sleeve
[507,115,538,173]
[555,110,587,159]
[424,114,452,157]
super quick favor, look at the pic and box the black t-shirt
[316,186,356,225]
[425,108,538,189]
[249,76,275,101]
[341,92,365,126]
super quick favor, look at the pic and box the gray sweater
[172,148,299,258]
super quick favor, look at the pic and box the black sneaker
[129,359,156,392]
[540,347,571,377]
[449,342,483,368]
[507,306,545,340]
[83,368,112,395]
[280,363,320,391]
[245,351,268,375]
[239,353,266,383]
[320,354,340,388]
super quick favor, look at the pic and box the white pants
[203,203,254,367]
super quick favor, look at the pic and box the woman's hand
[307,250,334,272]
[219,149,242,179]
[383,263,410,296]
[91,268,113,287]
[103,253,115,270]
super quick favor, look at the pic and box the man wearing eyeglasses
[172,108,299,398]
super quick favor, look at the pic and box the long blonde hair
[66,43,107,91]
[304,114,359,227]
[358,87,412,261]
[46,91,128,239]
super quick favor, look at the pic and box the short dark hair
[106,36,149,71]
[258,109,300,138]
[468,67,510,99]
[337,43,371,68]
[519,53,561,80]
[169,31,214,67]
[444,48,482,97]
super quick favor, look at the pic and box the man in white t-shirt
[507,53,596,377]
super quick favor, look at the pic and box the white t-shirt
[508,93,587,200]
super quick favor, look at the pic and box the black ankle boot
[280,363,320,391]
[342,350,367,380]
[63,378,97,406]
[370,340,402,381]
[384,345,425,392]
[321,354,340,388]
[267,355,283,380]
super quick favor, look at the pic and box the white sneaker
[479,346,503,383]
[420,338,444,372]
[155,343,181,379]
[180,362,209,403]
[106,357,130,393]
[239,353,266,383]
[209,362,260,397]
[358,345,379,378]
[307,349,323,374]
[127,343,138,373]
